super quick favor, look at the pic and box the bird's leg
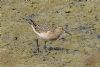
[50,41,53,44]
[36,39,40,53]
[44,41,47,51]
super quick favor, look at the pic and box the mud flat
[0,0,100,67]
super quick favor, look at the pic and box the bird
[25,14,71,52]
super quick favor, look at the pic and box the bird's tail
[25,14,41,36]
[27,19,37,27]
[25,14,38,27]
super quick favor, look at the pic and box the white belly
[39,33,50,40]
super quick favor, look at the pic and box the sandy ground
[0,0,100,67]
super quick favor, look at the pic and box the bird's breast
[39,33,50,40]
[38,32,60,40]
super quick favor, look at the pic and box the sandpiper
[25,14,71,52]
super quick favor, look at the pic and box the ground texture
[0,0,100,67]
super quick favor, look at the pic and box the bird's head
[56,26,72,36]
[55,26,64,33]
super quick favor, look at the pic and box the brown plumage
[27,19,64,41]
[26,18,64,52]
[25,14,71,52]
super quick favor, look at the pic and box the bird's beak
[64,29,72,36]
[65,31,72,36]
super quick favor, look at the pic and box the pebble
[96,35,100,38]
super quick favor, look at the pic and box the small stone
[12,8,16,10]
[43,58,46,61]
[55,11,59,13]
[14,37,18,40]
[65,11,71,13]
[96,35,100,38]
